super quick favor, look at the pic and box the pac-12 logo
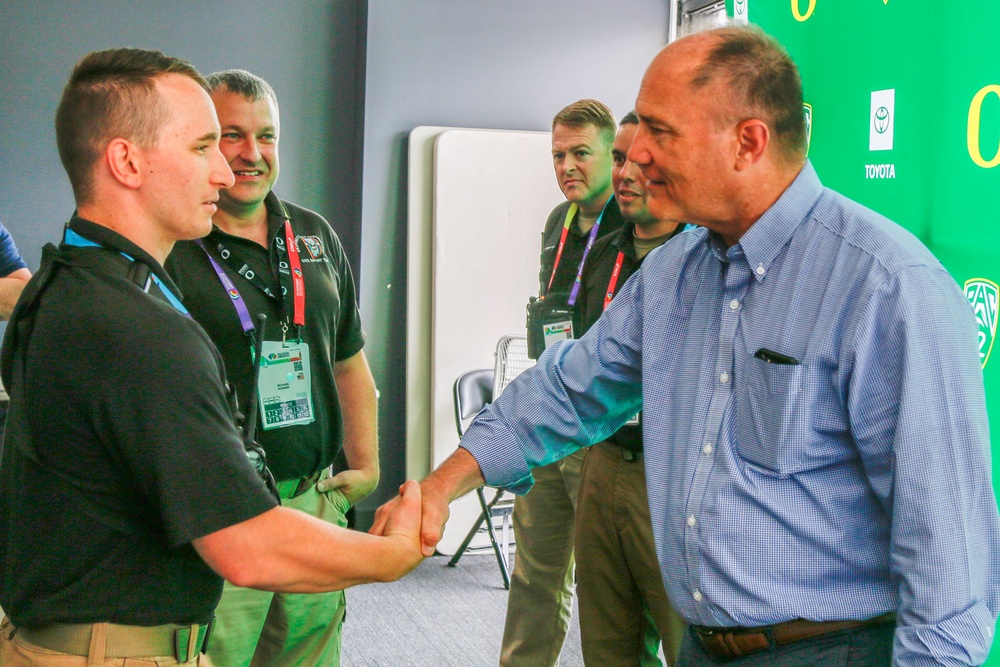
[968,84,1000,168]
[965,278,998,369]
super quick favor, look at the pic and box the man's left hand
[317,467,379,506]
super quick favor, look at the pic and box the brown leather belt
[692,613,895,660]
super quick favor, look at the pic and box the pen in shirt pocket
[753,348,800,365]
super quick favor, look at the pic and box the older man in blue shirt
[375,25,1000,666]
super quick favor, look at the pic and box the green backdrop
[727,0,999,661]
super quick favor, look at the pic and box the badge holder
[256,325,315,430]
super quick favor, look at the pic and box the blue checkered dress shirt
[461,162,1000,666]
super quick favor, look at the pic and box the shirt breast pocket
[734,356,811,476]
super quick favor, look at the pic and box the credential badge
[965,277,998,369]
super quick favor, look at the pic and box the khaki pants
[499,449,585,667]
[575,442,686,666]
[0,617,207,666]
[206,481,351,667]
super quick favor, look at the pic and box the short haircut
[690,25,806,163]
[55,47,207,204]
[620,111,639,127]
[552,99,617,145]
[206,69,278,107]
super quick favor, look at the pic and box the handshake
[368,448,486,575]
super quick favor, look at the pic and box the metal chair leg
[476,487,512,589]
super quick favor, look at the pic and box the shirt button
[719,372,729,384]
[693,590,703,602]
[756,265,766,276]
[729,299,740,310]
[703,443,713,455]
[687,515,697,527]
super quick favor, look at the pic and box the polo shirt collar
[65,214,184,298]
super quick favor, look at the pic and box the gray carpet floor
[341,553,584,666]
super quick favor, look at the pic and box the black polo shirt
[577,220,685,451]
[0,216,276,627]
[537,198,625,301]
[166,194,365,482]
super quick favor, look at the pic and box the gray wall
[359,1,670,523]
[0,0,365,273]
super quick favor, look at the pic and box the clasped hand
[370,480,450,558]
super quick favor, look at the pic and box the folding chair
[493,334,535,398]
[447,367,515,588]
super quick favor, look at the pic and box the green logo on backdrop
[874,106,890,134]
[965,278,998,369]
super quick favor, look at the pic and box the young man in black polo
[0,49,421,667]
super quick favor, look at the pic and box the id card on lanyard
[258,340,314,428]
[198,214,315,430]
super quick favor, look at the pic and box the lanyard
[195,239,256,337]
[210,217,306,337]
[63,228,189,316]
[283,221,306,329]
[603,251,626,312]
[545,203,578,296]
[567,197,613,307]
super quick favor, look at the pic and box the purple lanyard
[195,239,257,336]
[567,196,612,306]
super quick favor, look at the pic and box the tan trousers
[0,617,207,666]
[575,442,686,666]
[206,483,351,667]
[499,449,585,667]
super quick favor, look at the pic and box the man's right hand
[371,480,449,557]
[370,448,486,557]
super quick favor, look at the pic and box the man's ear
[105,138,144,189]
[733,119,769,171]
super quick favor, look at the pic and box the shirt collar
[707,161,823,281]
[65,214,184,298]
[208,191,289,245]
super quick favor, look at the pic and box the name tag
[543,320,574,350]
[257,341,315,429]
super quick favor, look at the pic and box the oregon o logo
[873,106,890,134]
[968,84,1000,168]
[792,0,816,21]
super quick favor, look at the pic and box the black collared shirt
[0,216,275,627]
[167,193,365,481]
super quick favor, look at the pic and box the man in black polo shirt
[0,48,421,667]
[573,112,687,666]
[166,69,378,667]
[501,99,624,667]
